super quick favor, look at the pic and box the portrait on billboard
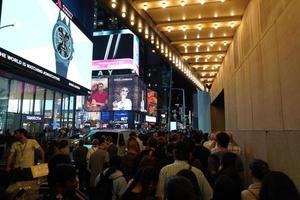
[109,77,139,111]
[147,89,158,116]
[84,78,108,112]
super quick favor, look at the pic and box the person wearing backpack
[95,156,127,200]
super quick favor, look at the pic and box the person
[43,164,87,200]
[90,82,108,108]
[89,137,109,188]
[121,167,158,200]
[164,175,198,200]
[94,156,127,200]
[106,136,118,160]
[6,128,45,182]
[113,87,132,110]
[213,152,243,200]
[156,141,213,200]
[73,140,88,191]
[259,171,300,200]
[241,159,270,200]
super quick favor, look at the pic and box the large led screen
[84,78,108,112]
[92,30,139,75]
[109,77,139,111]
[0,0,93,89]
[147,89,158,116]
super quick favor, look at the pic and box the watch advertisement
[92,30,140,75]
[147,89,158,116]
[0,0,93,90]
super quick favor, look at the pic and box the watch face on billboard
[0,0,93,89]
[92,30,139,75]
[84,78,108,112]
[109,77,139,111]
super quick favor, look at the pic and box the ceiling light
[214,23,219,29]
[221,0,225,2]
[184,35,187,39]
[180,0,186,6]
[162,0,167,8]
[230,22,236,28]
[167,26,172,32]
[207,47,210,51]
[197,24,203,30]
[199,0,205,5]
[197,34,200,39]
[168,17,171,21]
[223,41,228,46]
[214,13,218,18]
[210,33,213,38]
[111,0,117,8]
[143,3,148,10]
[210,42,215,47]
[182,25,187,31]
[218,47,222,51]
[223,33,227,37]
[182,16,186,20]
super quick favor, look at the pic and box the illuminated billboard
[147,89,158,116]
[84,78,108,112]
[0,0,93,89]
[92,30,139,75]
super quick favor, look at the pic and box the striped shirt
[156,160,213,200]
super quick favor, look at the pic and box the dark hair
[177,169,200,197]
[192,130,203,144]
[174,141,190,161]
[109,155,121,169]
[47,164,76,187]
[126,167,158,199]
[14,128,30,138]
[57,140,68,150]
[249,159,270,181]
[259,171,300,200]
[147,136,158,148]
[98,136,106,145]
[78,140,84,146]
[165,176,197,200]
[216,132,230,148]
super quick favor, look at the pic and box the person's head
[109,155,121,169]
[164,176,197,200]
[105,136,113,145]
[127,136,140,154]
[192,130,203,144]
[120,87,129,97]
[14,128,29,140]
[98,82,104,91]
[47,164,78,196]
[216,131,230,148]
[92,139,99,147]
[130,167,158,195]
[98,136,107,149]
[147,136,158,149]
[249,159,270,181]
[78,140,84,147]
[174,141,190,161]
[57,140,69,155]
[259,171,300,200]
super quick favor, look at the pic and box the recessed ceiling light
[199,0,205,5]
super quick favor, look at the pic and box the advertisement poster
[0,0,93,89]
[84,78,108,112]
[109,77,139,111]
[147,89,158,116]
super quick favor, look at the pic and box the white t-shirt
[113,99,132,110]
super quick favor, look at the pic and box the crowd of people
[0,128,299,200]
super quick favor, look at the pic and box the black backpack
[95,169,115,200]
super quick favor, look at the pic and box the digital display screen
[0,0,93,89]
[101,112,110,121]
[147,89,158,116]
[84,78,109,112]
[109,77,139,111]
[114,111,128,123]
[92,30,139,75]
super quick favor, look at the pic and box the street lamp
[170,87,186,129]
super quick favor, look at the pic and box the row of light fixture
[142,0,226,10]
[165,22,236,32]
[110,0,205,90]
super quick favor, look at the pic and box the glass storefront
[0,75,76,136]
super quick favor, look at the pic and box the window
[34,86,45,115]
[0,77,9,133]
[8,80,23,113]
[53,92,62,129]
[22,83,35,114]
[45,90,54,119]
